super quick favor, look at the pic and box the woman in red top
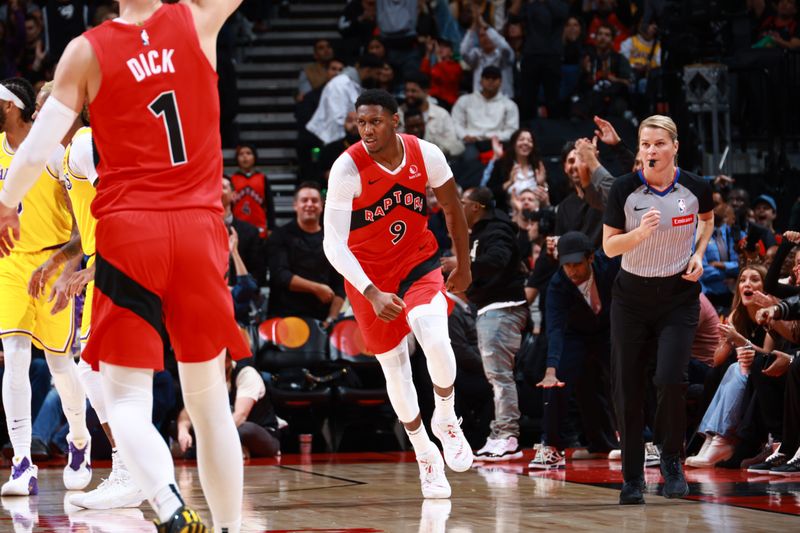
[420,37,462,110]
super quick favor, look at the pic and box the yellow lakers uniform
[62,127,97,344]
[0,133,75,354]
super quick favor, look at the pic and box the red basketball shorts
[345,266,452,354]
[82,209,251,370]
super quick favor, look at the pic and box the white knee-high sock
[100,362,182,523]
[179,353,242,533]
[45,352,89,442]
[2,336,32,459]
[76,357,107,423]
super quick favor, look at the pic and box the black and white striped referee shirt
[604,169,713,278]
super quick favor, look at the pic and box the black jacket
[229,217,266,287]
[466,209,526,310]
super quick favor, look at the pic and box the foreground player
[0,1,249,531]
[323,89,473,498]
[0,78,92,496]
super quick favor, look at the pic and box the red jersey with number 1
[346,134,439,288]
[84,3,222,218]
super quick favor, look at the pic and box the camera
[522,206,557,236]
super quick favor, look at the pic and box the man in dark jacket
[531,231,619,468]
[459,186,528,461]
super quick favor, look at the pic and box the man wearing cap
[451,66,519,188]
[453,186,528,462]
[530,231,620,468]
[753,194,779,243]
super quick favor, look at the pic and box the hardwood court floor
[2,451,799,532]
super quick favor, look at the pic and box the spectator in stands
[177,354,280,459]
[400,72,464,159]
[508,0,569,120]
[685,265,780,468]
[701,201,741,313]
[453,186,528,462]
[460,7,515,98]
[41,0,88,61]
[620,19,661,95]
[18,15,47,83]
[483,128,547,214]
[377,61,402,99]
[451,66,520,189]
[573,23,632,119]
[554,140,605,246]
[366,37,387,61]
[426,183,452,256]
[419,37,462,110]
[297,39,336,102]
[339,0,378,61]
[229,144,276,239]
[306,53,382,145]
[228,226,260,326]
[375,0,420,78]
[584,0,632,51]
[223,176,267,288]
[267,183,345,326]
[753,194,779,241]
[532,231,619,468]
[690,293,720,385]
[754,0,800,49]
[504,18,526,101]
[402,105,425,139]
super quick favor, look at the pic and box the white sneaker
[1,457,38,496]
[608,449,622,461]
[417,448,451,499]
[571,448,609,460]
[528,444,565,470]
[644,442,660,468]
[481,436,524,462]
[69,467,144,510]
[475,437,500,458]
[431,411,473,472]
[686,435,715,468]
[64,435,92,490]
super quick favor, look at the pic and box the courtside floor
[2,450,799,531]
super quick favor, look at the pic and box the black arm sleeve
[603,174,630,229]
[765,238,800,298]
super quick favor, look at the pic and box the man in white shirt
[305,54,383,145]
[451,66,519,188]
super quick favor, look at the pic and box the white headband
[0,85,25,110]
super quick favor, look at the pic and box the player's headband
[0,86,25,110]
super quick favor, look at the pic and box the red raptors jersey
[230,170,268,236]
[347,134,439,287]
[84,3,222,218]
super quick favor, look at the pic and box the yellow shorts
[0,250,76,354]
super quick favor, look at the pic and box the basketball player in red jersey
[0,1,248,531]
[324,89,473,499]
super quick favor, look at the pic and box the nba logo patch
[141,29,150,46]
[677,198,686,213]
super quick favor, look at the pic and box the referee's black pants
[610,270,700,482]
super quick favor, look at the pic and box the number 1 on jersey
[148,91,187,166]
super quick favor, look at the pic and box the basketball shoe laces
[537,446,562,464]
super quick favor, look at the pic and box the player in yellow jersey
[40,122,144,510]
[0,79,91,497]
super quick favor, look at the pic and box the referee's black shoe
[660,455,690,498]
[619,476,645,505]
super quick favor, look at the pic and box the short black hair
[560,140,576,166]
[294,181,322,200]
[357,53,383,69]
[235,143,258,164]
[2,78,36,122]
[355,89,398,114]
[404,106,424,120]
[466,186,494,209]
[404,71,430,91]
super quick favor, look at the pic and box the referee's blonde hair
[638,115,678,143]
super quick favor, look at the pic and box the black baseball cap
[557,231,594,265]
[481,65,502,79]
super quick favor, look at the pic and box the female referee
[603,115,714,505]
